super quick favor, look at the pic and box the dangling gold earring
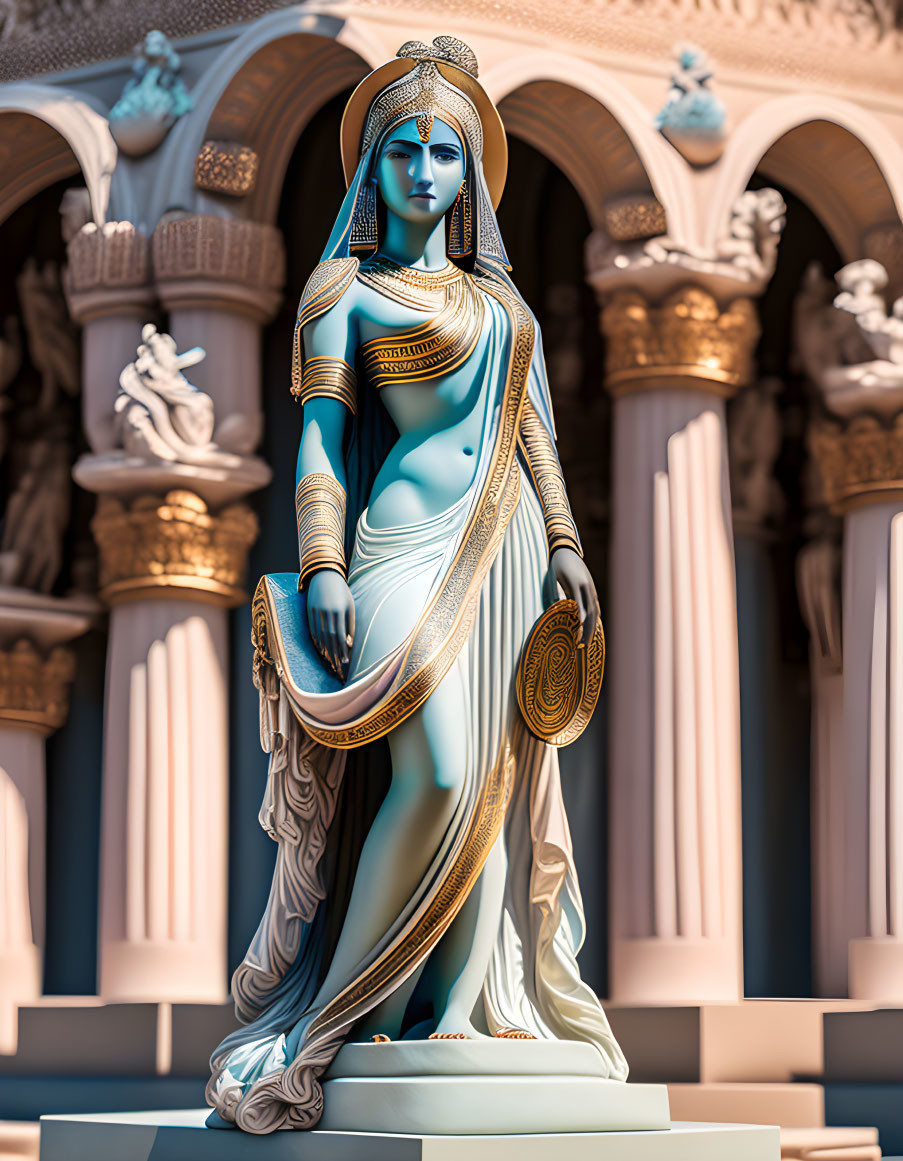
[350,176,378,252]
[447,178,472,258]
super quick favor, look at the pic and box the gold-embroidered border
[518,398,582,558]
[259,273,534,751]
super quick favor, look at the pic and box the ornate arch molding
[484,54,689,242]
[0,84,119,228]
[708,97,903,261]
[151,10,380,228]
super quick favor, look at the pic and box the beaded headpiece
[360,38,483,157]
[334,37,509,267]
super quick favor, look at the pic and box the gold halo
[340,58,508,210]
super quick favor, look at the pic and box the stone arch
[0,83,122,227]
[708,95,903,261]
[150,10,378,228]
[483,52,691,243]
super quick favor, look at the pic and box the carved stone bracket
[153,215,285,322]
[64,221,153,322]
[0,639,76,735]
[194,140,260,198]
[601,286,759,396]
[602,195,668,243]
[91,489,259,607]
[809,415,903,512]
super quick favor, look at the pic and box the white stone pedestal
[39,1110,781,1160]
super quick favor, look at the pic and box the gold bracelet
[296,473,347,590]
[519,402,583,559]
[291,355,357,414]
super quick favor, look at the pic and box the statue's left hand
[551,547,600,646]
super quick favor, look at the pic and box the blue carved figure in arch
[206,36,626,1135]
[110,29,193,157]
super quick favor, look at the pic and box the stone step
[780,1126,880,1160]
[607,1001,872,1084]
[823,1009,903,1082]
[40,1110,782,1160]
[825,1082,903,1156]
[667,1083,825,1128]
[0,999,238,1076]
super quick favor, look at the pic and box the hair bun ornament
[396,36,479,79]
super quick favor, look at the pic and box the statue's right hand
[306,568,355,678]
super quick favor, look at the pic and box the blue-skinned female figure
[207,38,626,1135]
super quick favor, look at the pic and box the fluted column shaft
[608,385,744,1001]
[84,487,258,1002]
[153,216,284,454]
[808,371,903,998]
[0,597,90,1049]
[588,260,768,1002]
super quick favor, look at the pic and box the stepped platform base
[780,1126,880,1160]
[39,1110,781,1160]
[606,1001,873,1084]
[667,1082,825,1128]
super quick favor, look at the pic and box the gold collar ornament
[340,36,508,210]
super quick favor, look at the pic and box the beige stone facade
[1,0,903,1153]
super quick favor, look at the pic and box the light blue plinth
[39,1109,781,1160]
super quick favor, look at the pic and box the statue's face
[375,117,465,225]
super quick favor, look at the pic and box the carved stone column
[80,484,258,1002]
[586,189,785,1003]
[801,258,903,999]
[0,591,93,1050]
[64,221,153,453]
[154,216,285,453]
[75,325,269,1003]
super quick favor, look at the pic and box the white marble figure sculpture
[114,323,220,462]
[587,187,786,299]
[0,261,76,592]
[794,259,903,418]
[729,376,786,528]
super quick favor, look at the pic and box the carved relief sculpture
[655,44,727,166]
[0,260,78,593]
[206,37,627,1135]
[109,29,192,157]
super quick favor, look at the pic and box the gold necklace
[357,255,465,311]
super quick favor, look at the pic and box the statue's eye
[385,150,410,160]
[434,152,458,163]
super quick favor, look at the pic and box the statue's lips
[409,192,436,201]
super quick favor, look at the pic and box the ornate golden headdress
[340,36,507,210]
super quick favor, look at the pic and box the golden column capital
[64,221,154,322]
[92,489,259,607]
[153,214,285,323]
[0,640,76,735]
[600,286,760,397]
[809,415,903,513]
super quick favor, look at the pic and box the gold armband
[518,400,582,559]
[296,473,347,590]
[290,356,357,414]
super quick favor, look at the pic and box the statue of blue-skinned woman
[206,36,627,1134]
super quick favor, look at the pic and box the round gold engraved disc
[516,599,605,747]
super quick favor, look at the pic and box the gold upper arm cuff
[291,257,359,403]
[291,356,357,414]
